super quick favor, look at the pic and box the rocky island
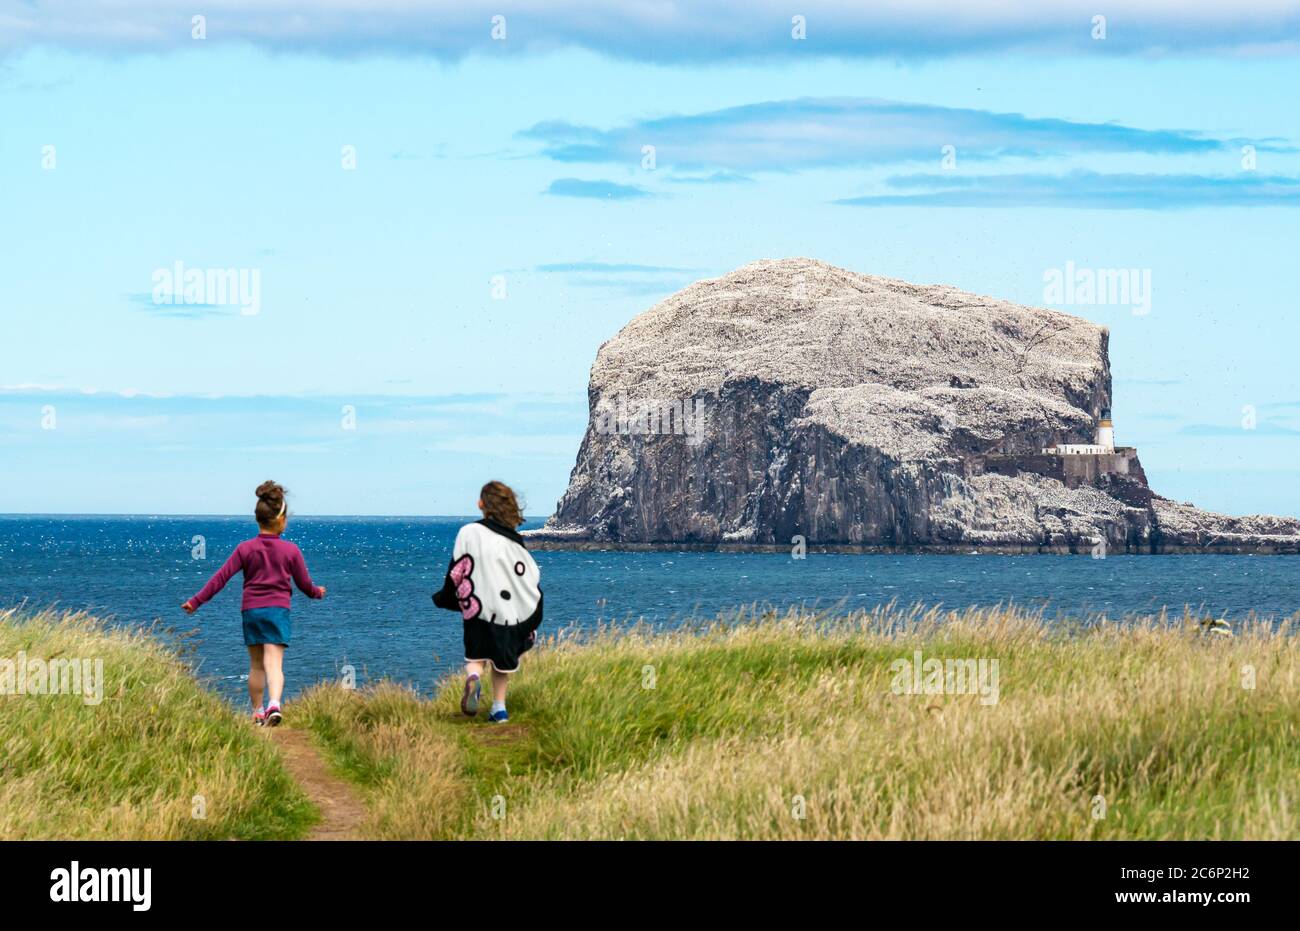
[531,258,1300,553]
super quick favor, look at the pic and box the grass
[293,681,467,839]
[0,608,316,839]
[294,604,1299,840]
[4,603,1294,839]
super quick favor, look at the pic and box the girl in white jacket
[433,481,542,723]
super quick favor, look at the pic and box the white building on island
[1043,409,1115,456]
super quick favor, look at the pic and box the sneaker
[488,708,509,724]
[252,709,267,727]
[461,674,481,717]
[266,703,283,727]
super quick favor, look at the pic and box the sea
[1,515,1295,702]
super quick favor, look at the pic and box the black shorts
[463,616,536,673]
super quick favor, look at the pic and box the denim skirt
[241,606,292,646]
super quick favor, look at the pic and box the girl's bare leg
[465,660,485,678]
[263,643,286,706]
[247,645,266,711]
[491,668,509,703]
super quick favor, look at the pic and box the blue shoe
[461,674,481,717]
[488,708,509,723]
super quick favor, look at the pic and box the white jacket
[433,519,543,629]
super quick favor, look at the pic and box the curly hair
[480,480,524,528]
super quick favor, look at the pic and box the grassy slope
[296,605,1299,840]
[4,604,1293,840]
[0,609,316,840]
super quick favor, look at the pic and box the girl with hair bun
[182,481,326,726]
[433,481,542,723]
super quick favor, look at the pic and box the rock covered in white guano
[534,258,1300,553]
[588,258,1106,461]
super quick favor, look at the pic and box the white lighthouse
[1096,408,1115,451]
[1041,409,1117,456]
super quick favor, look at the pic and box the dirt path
[267,728,367,840]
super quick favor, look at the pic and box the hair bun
[253,481,288,526]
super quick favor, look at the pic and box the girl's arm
[432,527,472,612]
[290,548,325,599]
[433,550,479,613]
[185,548,243,611]
[432,559,460,611]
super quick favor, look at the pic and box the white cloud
[0,383,172,398]
[425,433,579,458]
[4,2,1299,59]
[522,97,1263,174]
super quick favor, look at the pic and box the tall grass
[7,603,1291,840]
[298,605,1299,840]
[293,682,467,839]
[0,608,315,839]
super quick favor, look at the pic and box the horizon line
[0,513,546,520]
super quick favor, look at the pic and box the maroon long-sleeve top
[188,533,323,610]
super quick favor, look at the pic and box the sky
[1,2,1299,517]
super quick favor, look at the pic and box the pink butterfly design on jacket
[448,554,481,620]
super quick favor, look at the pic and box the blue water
[1,515,1295,702]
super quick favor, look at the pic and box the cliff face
[537,258,1300,553]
